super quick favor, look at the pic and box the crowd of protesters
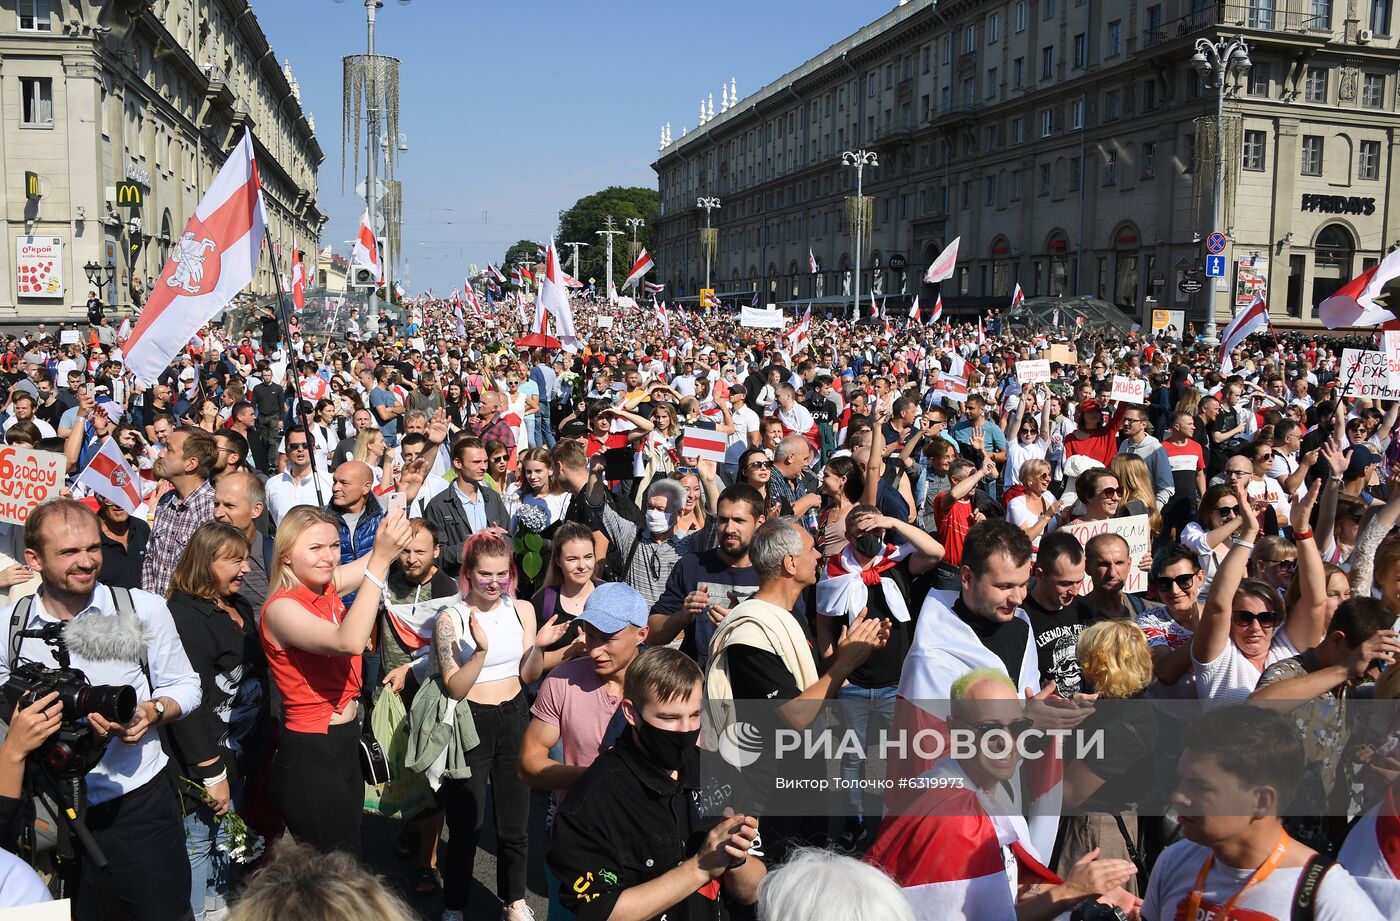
[0,285,1393,921]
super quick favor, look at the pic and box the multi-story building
[0,0,323,320]
[317,245,348,293]
[653,0,1400,328]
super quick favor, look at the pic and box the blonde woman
[1108,453,1162,535]
[1058,620,1157,893]
[260,506,411,857]
[352,425,393,486]
[1004,458,1069,552]
[228,840,418,921]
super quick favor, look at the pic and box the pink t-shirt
[530,656,623,795]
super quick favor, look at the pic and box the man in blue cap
[520,582,651,920]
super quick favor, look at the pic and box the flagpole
[265,235,326,508]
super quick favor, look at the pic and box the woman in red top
[261,505,411,857]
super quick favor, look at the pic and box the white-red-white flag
[488,263,507,284]
[657,302,670,336]
[809,248,818,274]
[539,240,578,350]
[125,130,267,387]
[77,436,145,513]
[561,271,585,289]
[908,296,921,324]
[977,317,986,345]
[785,304,812,354]
[290,237,305,311]
[870,289,879,318]
[352,210,381,283]
[1219,294,1269,374]
[931,294,944,323]
[1320,248,1400,328]
[643,280,665,295]
[924,236,960,284]
[1010,282,1024,308]
[679,426,727,463]
[622,249,654,290]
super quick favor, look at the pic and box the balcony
[1142,3,1332,51]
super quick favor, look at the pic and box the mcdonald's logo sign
[115,181,142,208]
[23,172,40,201]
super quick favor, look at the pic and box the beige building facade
[653,0,1400,328]
[0,0,323,320]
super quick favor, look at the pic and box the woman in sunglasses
[1070,467,1121,524]
[1192,483,1299,703]
[738,446,791,518]
[1179,483,1249,603]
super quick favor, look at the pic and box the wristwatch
[151,699,166,723]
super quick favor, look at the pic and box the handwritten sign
[1385,331,1400,387]
[1059,514,1151,595]
[1110,375,1146,405]
[597,316,614,329]
[1016,359,1051,384]
[1341,349,1400,400]
[0,447,64,526]
[59,330,79,345]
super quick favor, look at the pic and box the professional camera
[0,622,136,778]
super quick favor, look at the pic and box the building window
[868,72,877,97]
[1249,62,1271,96]
[1305,67,1328,103]
[1363,73,1385,108]
[1147,4,1164,38]
[941,85,952,111]
[1373,0,1393,34]
[1074,33,1086,68]
[1107,20,1122,56]
[20,78,53,127]
[1045,0,1055,19]
[1014,57,1025,88]
[961,180,972,209]
[17,0,51,31]
[1142,79,1157,111]
[985,125,998,150]
[989,12,1001,42]
[922,93,931,120]
[1069,156,1082,190]
[1013,117,1025,144]
[1042,46,1054,79]
[922,45,932,73]
[944,33,952,61]
[1105,89,1120,119]
[1247,0,1275,28]
[1040,109,1052,137]
[1104,150,1118,185]
[1071,98,1085,129]
[1312,0,1331,28]
[1360,139,1381,179]
[1243,129,1267,170]
[885,63,895,89]
[1010,170,1023,200]
[965,24,976,53]
[1301,135,1324,175]
[985,175,997,205]
[1142,142,1157,179]
[1039,163,1052,195]
[987,67,998,99]
[1015,0,1027,31]
[963,78,975,106]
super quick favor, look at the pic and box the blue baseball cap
[576,582,649,635]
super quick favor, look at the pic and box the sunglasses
[966,717,1035,738]
[286,442,309,450]
[1215,504,1239,518]
[1259,557,1297,571]
[1233,609,1281,629]
[1153,573,1197,594]
[1096,487,1121,499]
[747,460,773,470]
[1225,469,1251,478]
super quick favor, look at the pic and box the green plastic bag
[363,688,435,818]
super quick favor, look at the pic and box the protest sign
[1060,515,1150,595]
[1341,349,1400,400]
[59,330,79,345]
[1385,331,1400,386]
[597,316,614,329]
[740,306,787,329]
[0,447,64,526]
[1016,359,1051,384]
[1110,375,1146,405]
[1047,344,1076,365]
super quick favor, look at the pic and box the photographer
[0,500,202,921]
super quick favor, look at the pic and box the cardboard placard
[740,306,787,329]
[597,316,614,329]
[1047,344,1076,365]
[59,330,80,345]
[1110,375,1147,405]
[1060,514,1151,595]
[0,447,64,525]
[1015,359,1051,384]
[1341,349,1400,400]
[1384,331,1400,386]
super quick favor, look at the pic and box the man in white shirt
[265,423,333,524]
[0,500,202,921]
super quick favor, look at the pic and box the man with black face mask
[548,648,765,921]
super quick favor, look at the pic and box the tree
[500,239,540,279]
[555,187,658,288]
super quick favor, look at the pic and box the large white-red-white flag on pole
[924,236,960,284]
[908,296,921,324]
[930,294,944,323]
[352,210,381,284]
[1319,248,1400,328]
[290,236,305,311]
[809,248,818,274]
[539,240,579,351]
[1219,294,1270,375]
[622,249,654,290]
[785,304,812,354]
[1010,282,1025,309]
[76,436,146,513]
[124,130,267,387]
[657,302,670,336]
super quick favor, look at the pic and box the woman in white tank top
[429,530,570,921]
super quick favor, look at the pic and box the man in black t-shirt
[1020,531,1098,697]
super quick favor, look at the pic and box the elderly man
[141,427,218,598]
[212,471,271,612]
[469,390,517,462]
[768,434,822,522]
[329,461,385,567]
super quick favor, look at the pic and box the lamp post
[1191,34,1250,346]
[697,196,721,293]
[841,149,878,318]
[596,215,623,303]
[625,218,645,286]
[83,260,115,305]
[563,241,588,278]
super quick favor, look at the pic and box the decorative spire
[707,93,714,120]
[699,98,707,124]
[731,76,737,104]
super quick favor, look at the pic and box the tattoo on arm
[434,609,460,679]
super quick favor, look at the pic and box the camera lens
[73,685,136,724]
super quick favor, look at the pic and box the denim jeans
[835,683,897,823]
[184,778,244,920]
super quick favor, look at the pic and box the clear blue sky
[253,0,889,296]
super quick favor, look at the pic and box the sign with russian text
[1341,349,1400,400]
[1015,359,1051,383]
[740,306,787,329]
[0,447,64,525]
[1110,375,1146,405]
[1385,331,1400,387]
[1060,515,1150,595]
[15,235,63,299]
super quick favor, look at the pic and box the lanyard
[1183,833,1290,921]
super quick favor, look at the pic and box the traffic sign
[1205,255,1226,277]
[1179,278,1204,294]
[1206,232,1227,255]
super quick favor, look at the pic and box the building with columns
[652,0,1400,328]
[0,0,323,321]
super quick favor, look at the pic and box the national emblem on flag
[77,436,145,513]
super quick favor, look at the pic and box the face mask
[853,533,885,559]
[632,717,700,772]
[645,509,675,535]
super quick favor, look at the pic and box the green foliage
[555,187,659,285]
[501,239,541,278]
[514,531,545,580]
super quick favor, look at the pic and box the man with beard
[1084,532,1150,621]
[1020,531,1097,697]
[140,427,218,598]
[649,484,796,667]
